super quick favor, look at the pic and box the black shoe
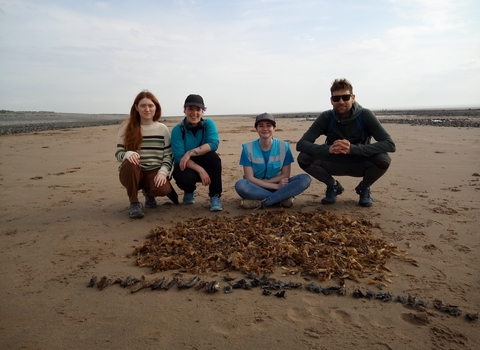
[321,181,344,205]
[167,187,179,205]
[142,189,157,208]
[129,202,144,218]
[355,185,373,207]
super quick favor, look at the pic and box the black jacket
[296,101,396,162]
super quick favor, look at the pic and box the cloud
[94,1,110,10]
[0,0,479,113]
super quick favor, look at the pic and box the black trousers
[172,151,222,198]
[297,152,391,188]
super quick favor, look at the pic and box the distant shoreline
[1,108,479,135]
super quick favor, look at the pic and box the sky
[0,0,479,116]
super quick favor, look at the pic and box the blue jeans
[234,174,311,206]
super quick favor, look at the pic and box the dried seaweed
[133,210,397,280]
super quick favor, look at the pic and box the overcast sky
[1,0,479,116]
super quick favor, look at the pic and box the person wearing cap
[115,90,179,219]
[171,94,223,211]
[235,113,311,209]
[296,78,396,207]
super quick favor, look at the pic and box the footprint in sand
[430,266,447,281]
[400,312,429,326]
[329,309,365,330]
[253,307,268,323]
[455,245,471,253]
[286,305,314,323]
[430,324,468,348]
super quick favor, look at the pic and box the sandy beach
[0,116,479,350]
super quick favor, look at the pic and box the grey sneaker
[129,202,144,218]
[142,189,157,208]
[280,197,294,208]
[253,199,268,210]
[240,199,262,209]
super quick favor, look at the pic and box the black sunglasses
[331,94,352,102]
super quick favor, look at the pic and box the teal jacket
[171,118,220,165]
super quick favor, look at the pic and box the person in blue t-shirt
[235,113,311,209]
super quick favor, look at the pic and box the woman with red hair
[115,90,178,218]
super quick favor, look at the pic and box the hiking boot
[129,202,144,218]
[321,181,344,205]
[240,199,262,209]
[355,185,373,207]
[280,197,294,208]
[142,189,157,208]
[210,195,223,211]
[183,192,195,204]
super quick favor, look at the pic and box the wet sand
[0,117,479,349]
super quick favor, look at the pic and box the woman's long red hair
[123,90,162,151]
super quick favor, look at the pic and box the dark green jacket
[296,102,395,161]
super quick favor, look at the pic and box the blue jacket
[171,118,220,165]
[241,138,288,179]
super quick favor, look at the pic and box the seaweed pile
[134,210,397,281]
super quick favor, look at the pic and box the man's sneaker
[129,202,144,218]
[280,197,294,208]
[183,192,195,204]
[240,199,262,209]
[356,186,373,207]
[210,195,223,211]
[321,181,344,205]
[142,189,157,208]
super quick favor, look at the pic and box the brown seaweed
[133,210,397,283]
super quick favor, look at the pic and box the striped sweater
[115,122,173,176]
